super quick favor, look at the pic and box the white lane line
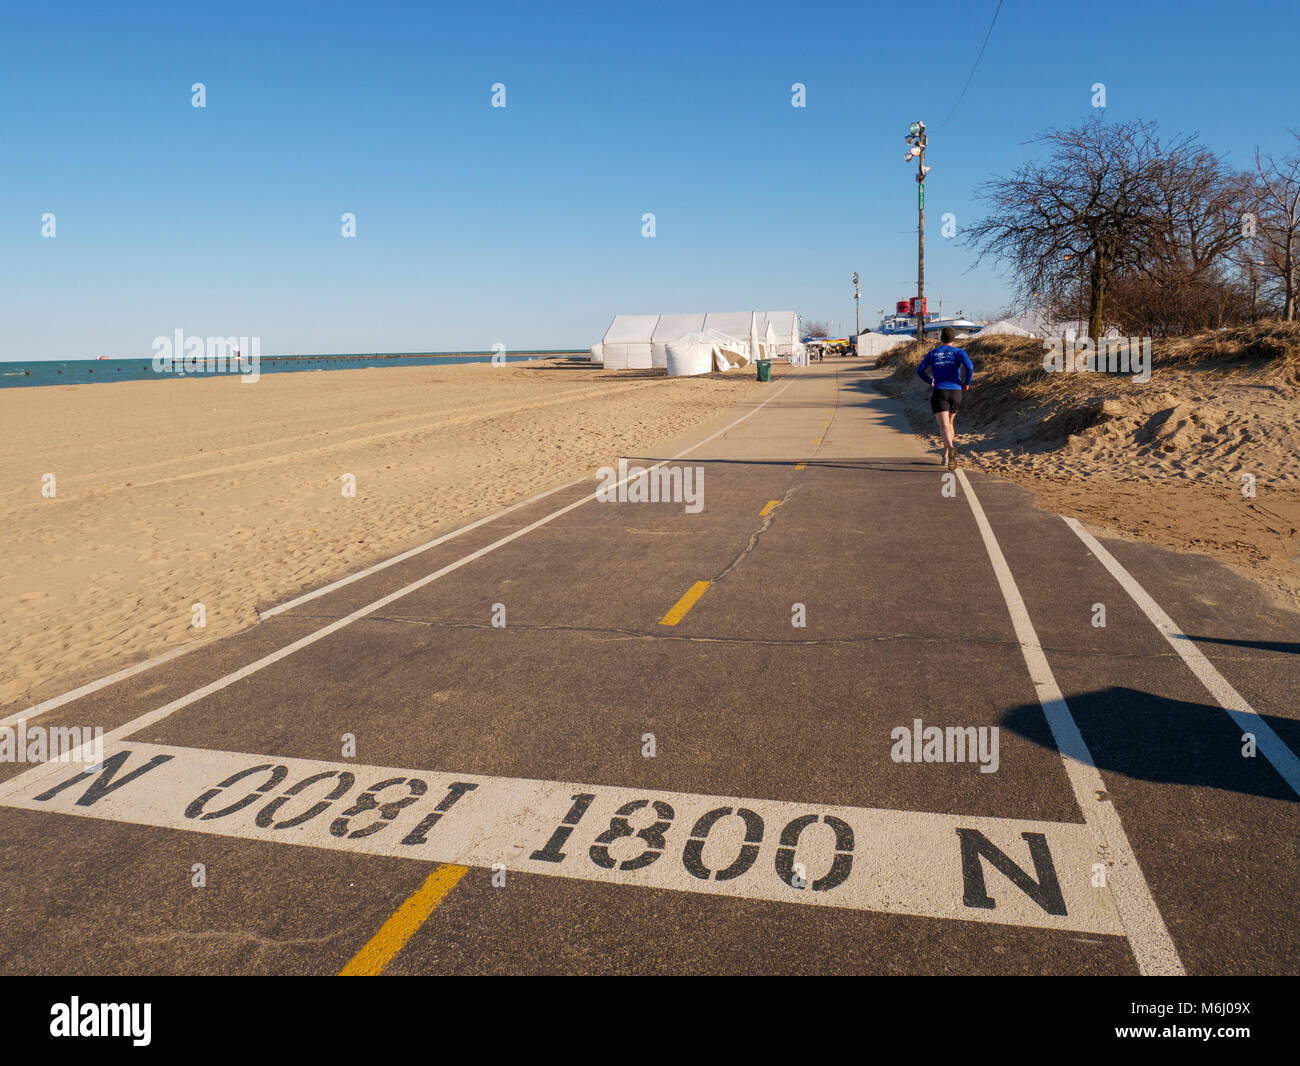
[0,480,586,730]
[955,470,1184,976]
[8,385,793,730]
[34,382,796,751]
[259,474,589,619]
[0,641,215,730]
[0,741,1123,936]
[1062,515,1300,798]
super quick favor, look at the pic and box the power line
[942,0,1004,126]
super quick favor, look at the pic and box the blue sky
[2,0,1297,358]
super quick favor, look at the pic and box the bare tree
[1105,271,1249,335]
[1106,151,1253,334]
[967,118,1181,341]
[1145,147,1247,279]
[802,320,830,339]
[1252,138,1300,320]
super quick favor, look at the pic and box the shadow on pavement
[625,456,938,473]
[1000,686,1300,803]
[1184,635,1300,656]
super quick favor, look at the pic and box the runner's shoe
[947,445,958,471]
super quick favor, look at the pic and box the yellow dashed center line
[659,580,711,626]
[339,863,469,976]
[759,499,781,517]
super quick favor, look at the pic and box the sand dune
[876,326,1300,609]
[0,361,759,709]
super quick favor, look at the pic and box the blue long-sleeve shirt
[917,345,973,389]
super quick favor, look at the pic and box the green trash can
[756,359,772,382]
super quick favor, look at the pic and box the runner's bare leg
[935,410,955,452]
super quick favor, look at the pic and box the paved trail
[2,361,1296,975]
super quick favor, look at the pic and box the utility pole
[852,272,860,336]
[917,161,925,345]
[905,121,930,344]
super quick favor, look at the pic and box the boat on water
[875,298,983,337]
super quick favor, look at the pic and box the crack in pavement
[280,611,1226,659]
[711,485,798,584]
[131,924,367,950]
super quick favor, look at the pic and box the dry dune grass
[1157,322,1300,381]
[875,322,1300,608]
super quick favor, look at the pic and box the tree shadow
[1183,636,1300,656]
[624,456,939,474]
[1000,686,1300,803]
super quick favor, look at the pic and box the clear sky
[2,0,1297,358]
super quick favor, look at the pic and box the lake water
[0,352,582,389]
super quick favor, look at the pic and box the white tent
[979,319,1035,338]
[650,313,707,368]
[600,314,659,369]
[705,328,751,367]
[977,312,1119,340]
[598,310,802,369]
[702,311,756,340]
[1058,320,1123,341]
[665,330,751,377]
[855,332,910,359]
[755,311,801,356]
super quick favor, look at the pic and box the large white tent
[665,329,752,377]
[598,314,660,369]
[978,318,1035,338]
[855,332,910,359]
[977,312,1120,340]
[650,313,706,368]
[754,311,800,356]
[703,311,757,342]
[595,310,802,368]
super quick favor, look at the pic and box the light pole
[904,121,930,344]
[852,272,860,336]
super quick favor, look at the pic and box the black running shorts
[930,388,963,414]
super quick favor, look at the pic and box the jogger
[916,327,973,470]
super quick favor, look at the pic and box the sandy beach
[0,361,760,709]
[7,337,1296,711]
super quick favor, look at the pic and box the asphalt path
[1,360,1296,975]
